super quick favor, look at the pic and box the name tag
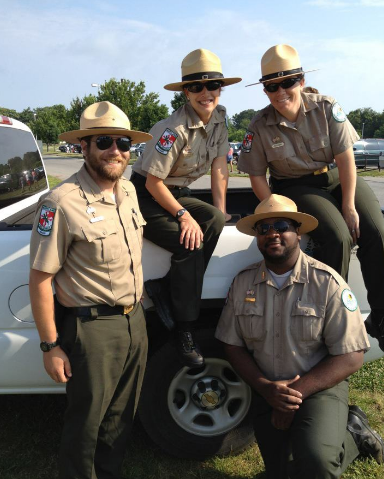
[90,216,104,223]
[272,142,284,148]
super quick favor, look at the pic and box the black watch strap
[40,338,60,352]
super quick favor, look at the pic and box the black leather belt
[68,304,135,318]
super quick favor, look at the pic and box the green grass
[1,358,383,479]
[357,168,384,177]
[47,175,63,189]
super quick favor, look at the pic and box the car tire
[138,328,256,459]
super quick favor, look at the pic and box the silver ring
[351,229,355,233]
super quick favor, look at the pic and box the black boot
[176,330,205,369]
[347,405,384,464]
[144,277,175,331]
[365,311,384,352]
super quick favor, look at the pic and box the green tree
[0,107,19,119]
[34,111,61,151]
[171,92,187,112]
[66,95,97,132]
[231,109,257,130]
[97,78,168,132]
[347,108,382,138]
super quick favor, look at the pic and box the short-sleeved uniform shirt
[238,93,359,180]
[30,165,145,308]
[215,251,369,381]
[132,102,229,187]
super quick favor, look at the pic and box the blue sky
[1,0,384,118]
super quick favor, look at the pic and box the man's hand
[43,346,72,383]
[179,212,204,250]
[272,409,296,430]
[259,375,303,412]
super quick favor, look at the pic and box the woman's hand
[179,212,204,250]
[342,205,360,244]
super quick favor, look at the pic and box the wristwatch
[175,208,187,220]
[40,338,60,352]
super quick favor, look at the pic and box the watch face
[40,342,50,352]
[177,209,186,218]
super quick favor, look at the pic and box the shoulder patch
[242,131,254,153]
[155,128,178,155]
[332,102,347,122]
[341,289,358,311]
[37,205,56,236]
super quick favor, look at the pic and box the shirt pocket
[81,219,122,264]
[307,135,330,162]
[235,301,266,342]
[265,142,296,175]
[290,302,325,342]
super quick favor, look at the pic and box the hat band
[259,67,303,82]
[182,71,224,82]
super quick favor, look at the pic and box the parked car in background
[353,139,384,168]
[58,144,69,152]
[135,143,146,157]
[0,173,19,193]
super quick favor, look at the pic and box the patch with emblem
[242,131,254,153]
[332,102,347,123]
[37,205,56,236]
[155,128,178,155]
[341,289,358,311]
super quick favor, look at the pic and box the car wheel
[138,328,255,459]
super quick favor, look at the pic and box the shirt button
[276,333,280,338]
[276,292,280,296]
[276,354,281,359]
[276,312,280,317]
[102,230,107,235]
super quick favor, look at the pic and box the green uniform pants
[253,381,359,479]
[57,303,148,479]
[271,167,384,314]
[131,172,225,323]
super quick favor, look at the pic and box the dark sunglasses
[94,136,132,152]
[264,77,302,93]
[184,81,224,93]
[253,220,300,236]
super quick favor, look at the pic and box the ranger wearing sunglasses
[216,194,383,479]
[131,49,241,367]
[29,101,152,479]
[238,44,384,352]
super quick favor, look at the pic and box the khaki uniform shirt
[238,93,359,179]
[132,103,229,187]
[215,251,369,381]
[30,165,145,307]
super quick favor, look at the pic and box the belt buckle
[124,305,134,315]
[314,165,328,176]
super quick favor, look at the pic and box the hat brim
[245,69,319,88]
[164,77,242,92]
[236,211,318,236]
[58,128,152,144]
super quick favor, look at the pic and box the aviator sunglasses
[184,80,224,93]
[264,77,302,93]
[94,136,132,152]
[253,220,301,236]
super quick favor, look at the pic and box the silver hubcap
[167,358,251,437]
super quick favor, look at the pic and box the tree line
[1,80,383,150]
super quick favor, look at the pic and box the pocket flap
[234,301,264,316]
[308,135,330,152]
[291,302,325,318]
[81,219,118,242]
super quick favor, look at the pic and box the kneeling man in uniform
[216,194,384,479]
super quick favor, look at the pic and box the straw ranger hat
[236,194,318,236]
[164,48,242,92]
[59,101,153,144]
[246,44,318,87]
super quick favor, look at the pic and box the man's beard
[260,240,299,265]
[87,151,128,181]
